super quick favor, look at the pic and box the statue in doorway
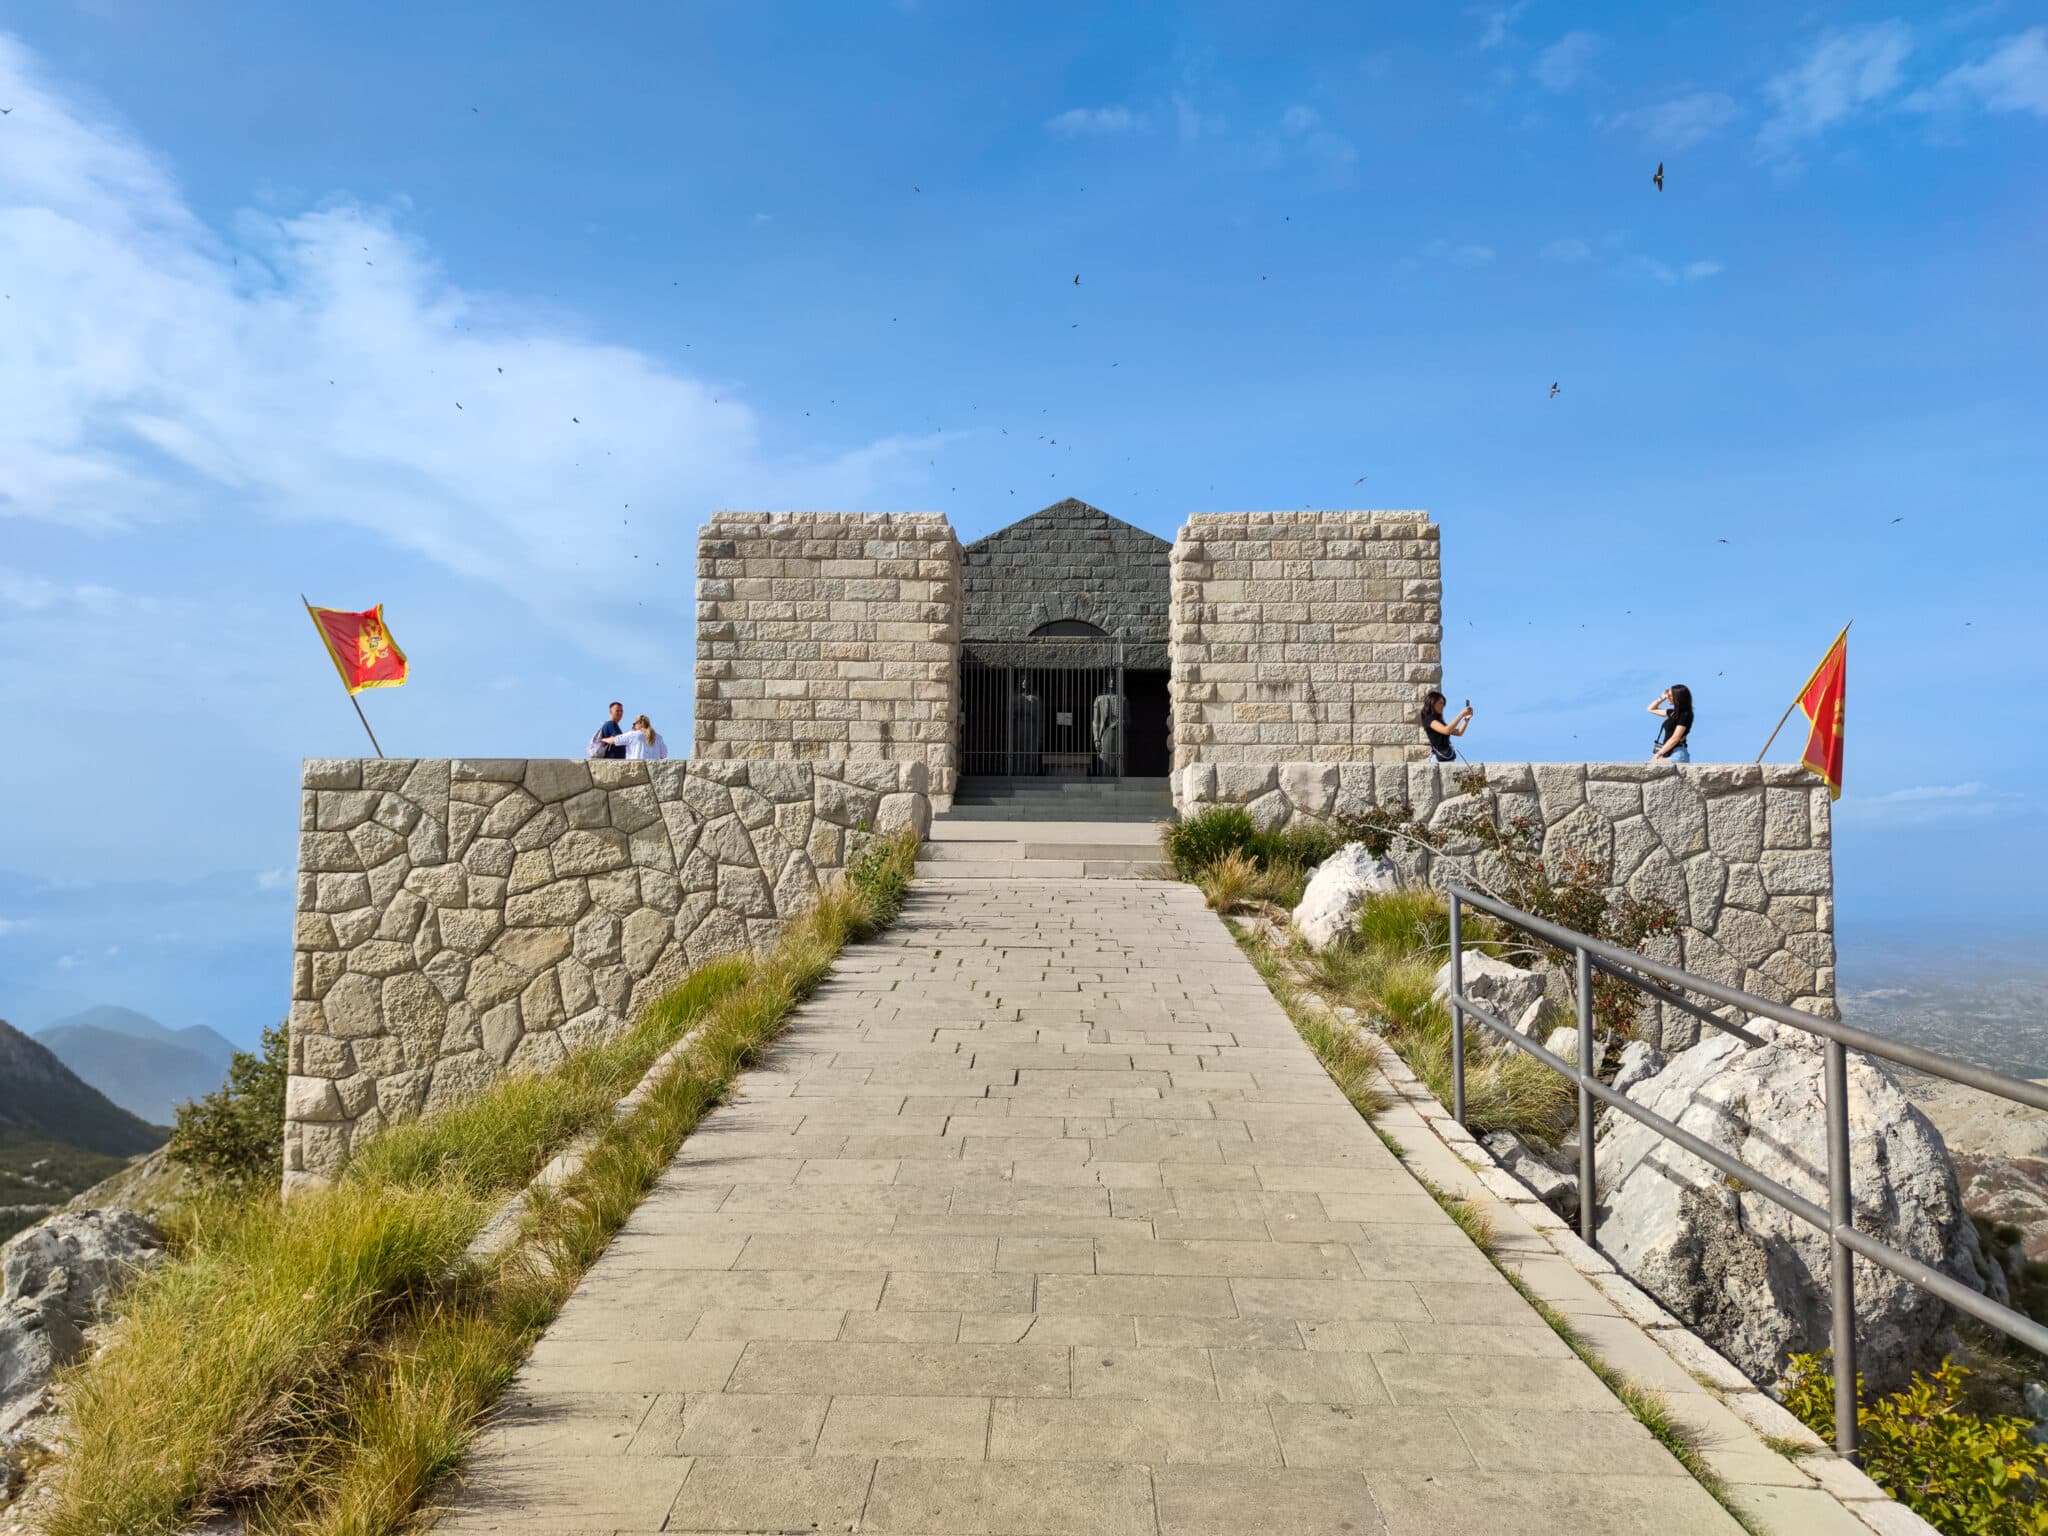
[1010,677,1042,776]
[1090,689,1123,778]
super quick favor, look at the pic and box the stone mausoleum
[693,499,1446,803]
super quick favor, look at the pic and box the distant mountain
[42,1004,238,1066]
[35,1006,237,1127]
[0,1018,164,1155]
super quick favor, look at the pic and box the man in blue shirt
[590,701,626,759]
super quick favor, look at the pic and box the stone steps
[918,820,1173,881]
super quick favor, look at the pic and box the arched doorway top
[1030,619,1110,637]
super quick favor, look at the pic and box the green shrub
[1163,805,1257,877]
[166,1023,290,1191]
[1782,1353,2048,1535]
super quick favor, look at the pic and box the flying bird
[1549,382,1560,398]
[1653,162,1664,191]
[1717,538,1729,544]
[1,108,12,115]
[572,417,580,423]
[455,402,462,410]
[1890,517,1903,524]
[1354,476,1367,485]
[1073,274,1080,285]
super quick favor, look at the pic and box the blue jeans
[1660,744,1691,762]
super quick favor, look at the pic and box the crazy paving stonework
[1178,760,1835,1048]
[694,512,962,801]
[1169,512,1443,771]
[284,756,930,1190]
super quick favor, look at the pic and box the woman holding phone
[1420,690,1472,763]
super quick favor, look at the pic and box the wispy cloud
[1534,32,1601,93]
[1758,22,1914,158]
[1621,254,1725,286]
[1407,239,1495,273]
[1046,106,1143,138]
[1837,782,2025,826]
[1602,90,1740,150]
[1471,2,1527,52]
[1542,237,1594,264]
[0,917,36,936]
[1277,105,1357,178]
[1906,27,2048,118]
[255,868,288,891]
[0,33,925,669]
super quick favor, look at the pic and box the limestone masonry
[1178,759,1836,1046]
[694,512,962,800]
[284,756,929,1189]
[1170,512,1443,771]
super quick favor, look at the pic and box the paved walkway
[437,878,1739,1535]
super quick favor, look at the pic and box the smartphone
[1463,699,1471,710]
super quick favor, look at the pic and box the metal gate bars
[960,635,1125,781]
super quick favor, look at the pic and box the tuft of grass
[43,832,923,1536]
[1196,848,1260,913]
[1424,1186,1497,1256]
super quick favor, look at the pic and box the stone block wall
[1169,512,1442,772]
[695,512,962,802]
[1177,760,1834,1047]
[285,756,929,1190]
[962,499,1172,669]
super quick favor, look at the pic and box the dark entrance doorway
[960,635,1165,782]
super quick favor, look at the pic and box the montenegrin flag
[1795,626,1847,800]
[306,601,409,693]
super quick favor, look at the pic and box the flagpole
[1755,621,1851,763]
[303,594,385,758]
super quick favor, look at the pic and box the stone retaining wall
[694,512,962,801]
[1169,512,1442,771]
[1177,760,1834,1046]
[284,756,929,1190]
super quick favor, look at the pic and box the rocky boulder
[2,1211,164,1440]
[1608,1039,1666,1100]
[1291,844,1400,952]
[1432,951,1549,1036]
[1596,1023,1990,1393]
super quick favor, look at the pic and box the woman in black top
[1648,684,1694,762]
[1420,691,1472,762]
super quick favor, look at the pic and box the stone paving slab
[431,877,1739,1534]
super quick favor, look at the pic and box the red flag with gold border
[307,603,408,693]
[1796,627,1846,800]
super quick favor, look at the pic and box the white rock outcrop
[2,1210,165,1494]
[1290,844,1401,952]
[1608,1039,1666,1099]
[1432,951,1549,1035]
[1596,1023,1990,1392]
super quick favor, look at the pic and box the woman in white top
[614,714,669,760]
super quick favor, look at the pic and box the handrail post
[1448,893,1466,1125]
[1826,1038,1860,1461]
[1576,944,1596,1246]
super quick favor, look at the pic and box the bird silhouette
[1,108,12,115]
[1653,162,1664,191]
[1717,538,1729,544]
[497,366,503,373]
[1073,274,1080,285]
[572,417,580,424]
[1890,517,1903,524]
[455,402,462,410]
[1354,476,1367,485]
[1549,382,1560,398]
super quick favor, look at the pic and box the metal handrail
[1444,882,2048,1462]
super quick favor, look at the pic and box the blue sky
[2,3,2044,1048]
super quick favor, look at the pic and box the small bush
[1163,805,1257,877]
[166,1022,290,1191]
[1782,1352,2048,1535]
